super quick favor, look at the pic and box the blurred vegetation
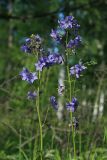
[0,0,107,159]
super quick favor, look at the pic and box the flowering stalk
[34,52,43,160]
[66,35,76,159]
[50,15,86,158]
[19,15,87,159]
[37,71,43,159]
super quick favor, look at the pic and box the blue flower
[58,16,80,30]
[35,57,46,71]
[67,36,81,48]
[50,96,58,110]
[27,91,37,100]
[50,29,60,41]
[53,54,63,64]
[50,29,65,41]
[25,38,31,43]
[20,68,38,83]
[70,63,86,78]
[21,45,32,54]
[35,54,63,71]
[66,97,78,112]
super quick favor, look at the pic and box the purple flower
[48,54,63,64]
[66,97,78,112]
[67,40,75,48]
[50,29,65,41]
[70,63,86,78]
[35,57,46,71]
[25,38,31,43]
[35,54,63,71]
[50,29,61,41]
[20,68,38,83]
[27,91,37,100]
[50,96,58,110]
[48,54,56,63]
[21,45,31,54]
[58,16,80,30]
[72,19,80,29]
[67,36,81,48]
[74,36,81,46]
[53,54,63,64]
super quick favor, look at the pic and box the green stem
[19,129,22,160]
[37,71,43,159]
[66,49,76,160]
[67,61,72,101]
[67,126,70,157]
[79,131,82,157]
[33,53,43,160]
[70,112,76,160]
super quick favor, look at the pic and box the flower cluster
[50,96,78,113]
[35,54,63,71]
[49,16,88,130]
[50,15,81,49]
[21,34,43,54]
[67,36,81,48]
[66,97,78,112]
[20,68,37,83]
[20,15,87,131]
[70,63,86,78]
[58,16,80,29]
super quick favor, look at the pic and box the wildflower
[27,91,37,100]
[21,45,32,54]
[48,54,63,64]
[58,16,80,30]
[21,34,43,54]
[35,57,46,71]
[67,36,81,48]
[35,54,63,71]
[20,68,38,83]
[70,63,86,78]
[53,54,63,64]
[50,96,58,110]
[25,38,31,43]
[50,29,60,41]
[50,29,65,41]
[66,97,78,112]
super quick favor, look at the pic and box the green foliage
[0,0,107,159]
